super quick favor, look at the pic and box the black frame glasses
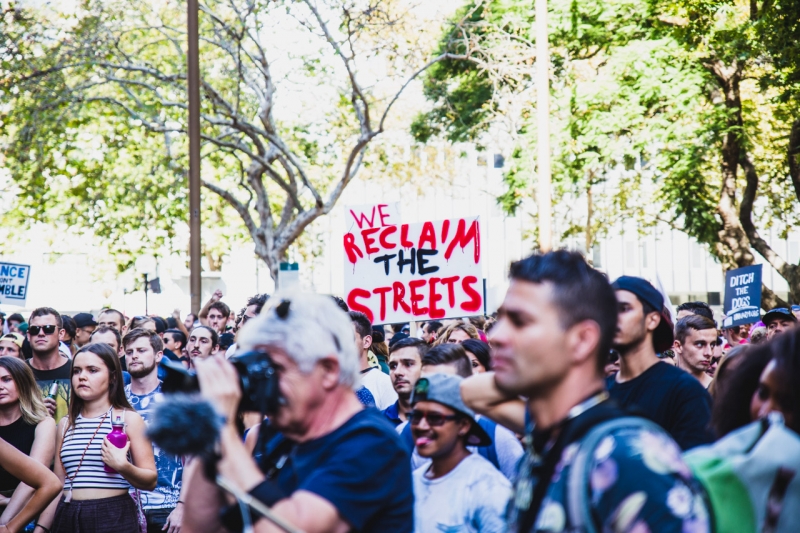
[409,410,459,427]
[29,325,58,336]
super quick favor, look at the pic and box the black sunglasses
[29,325,58,336]
[409,410,459,427]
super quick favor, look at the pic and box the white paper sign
[0,262,31,307]
[343,208,483,324]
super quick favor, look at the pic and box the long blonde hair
[433,322,480,346]
[0,357,48,425]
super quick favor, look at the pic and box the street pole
[188,0,202,314]
[535,0,552,252]
[144,273,149,315]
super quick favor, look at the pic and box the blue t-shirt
[125,383,182,510]
[382,401,403,427]
[607,362,713,450]
[266,408,412,532]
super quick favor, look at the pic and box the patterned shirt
[509,420,711,532]
[125,383,182,510]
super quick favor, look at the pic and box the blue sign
[722,264,762,328]
[0,261,31,307]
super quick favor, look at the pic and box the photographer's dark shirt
[267,408,413,532]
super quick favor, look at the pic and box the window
[592,243,602,268]
[707,292,721,306]
[625,242,636,269]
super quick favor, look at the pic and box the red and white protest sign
[343,204,483,324]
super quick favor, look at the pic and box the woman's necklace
[63,409,109,503]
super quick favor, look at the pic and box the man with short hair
[609,276,713,450]
[349,311,397,410]
[410,373,509,533]
[91,325,123,356]
[462,251,710,531]
[199,289,230,335]
[421,343,474,377]
[184,292,413,533]
[383,337,429,426]
[673,315,718,388]
[91,325,132,385]
[26,307,70,419]
[421,320,443,344]
[187,326,219,366]
[72,312,97,348]
[411,344,524,481]
[676,301,715,321]
[123,328,187,533]
[763,307,796,340]
[162,328,187,362]
[97,308,127,334]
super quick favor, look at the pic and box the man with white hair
[183,292,413,533]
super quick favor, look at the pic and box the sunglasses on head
[29,325,58,336]
[409,410,459,427]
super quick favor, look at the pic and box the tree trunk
[708,59,788,310]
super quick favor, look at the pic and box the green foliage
[413,0,800,265]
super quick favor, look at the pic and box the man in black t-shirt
[609,276,713,449]
[26,307,71,420]
[183,292,413,533]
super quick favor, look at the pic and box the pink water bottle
[104,413,128,474]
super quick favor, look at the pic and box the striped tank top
[61,409,131,490]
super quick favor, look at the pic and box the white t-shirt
[360,367,397,410]
[413,453,511,533]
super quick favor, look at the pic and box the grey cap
[410,373,492,447]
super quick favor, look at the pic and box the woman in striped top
[39,343,156,533]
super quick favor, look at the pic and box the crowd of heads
[5,249,800,533]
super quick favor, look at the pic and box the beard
[128,360,156,379]
[612,322,648,356]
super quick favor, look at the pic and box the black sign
[722,264,762,328]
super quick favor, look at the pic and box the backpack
[683,413,800,533]
[564,416,668,532]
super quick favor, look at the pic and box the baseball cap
[73,313,97,329]
[1,333,24,348]
[612,276,674,353]
[762,308,797,326]
[410,373,492,446]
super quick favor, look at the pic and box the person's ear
[457,418,471,437]
[364,335,373,350]
[566,320,602,367]
[672,339,682,354]
[155,351,163,363]
[645,311,661,333]
[59,329,66,342]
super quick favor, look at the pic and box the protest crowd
[1,249,800,533]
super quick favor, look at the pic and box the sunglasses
[29,325,58,336]
[409,410,459,427]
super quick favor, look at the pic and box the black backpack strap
[566,417,667,533]
[518,401,625,532]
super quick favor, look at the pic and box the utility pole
[535,0,552,252]
[144,273,149,315]
[188,0,202,314]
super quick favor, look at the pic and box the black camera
[159,350,282,414]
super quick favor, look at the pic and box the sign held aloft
[343,204,483,324]
[723,264,762,328]
[0,261,31,307]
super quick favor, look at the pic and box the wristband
[35,525,51,533]
[248,479,286,507]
